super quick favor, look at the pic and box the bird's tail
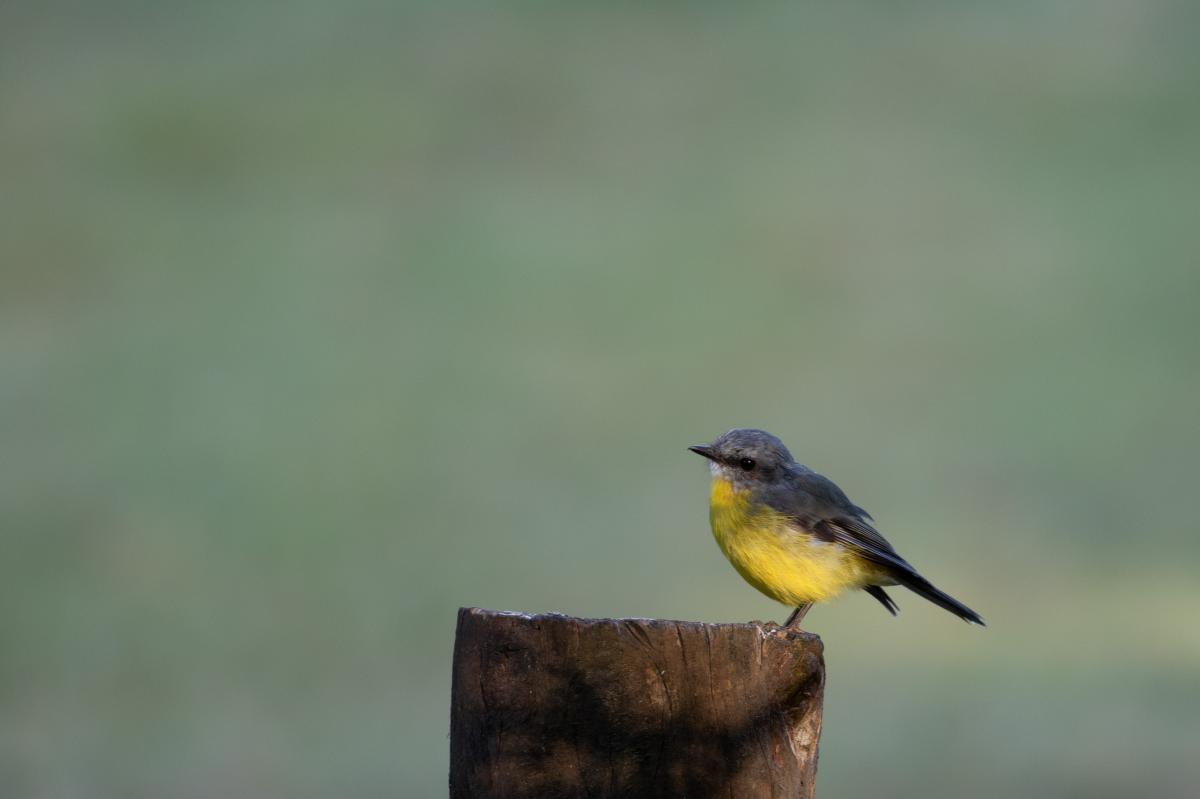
[864,585,899,616]
[894,571,985,625]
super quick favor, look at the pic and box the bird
[689,428,983,628]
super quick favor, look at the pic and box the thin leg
[784,602,814,629]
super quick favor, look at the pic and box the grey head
[688,428,796,490]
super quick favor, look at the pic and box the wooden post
[450,608,825,798]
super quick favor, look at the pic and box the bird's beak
[688,444,718,462]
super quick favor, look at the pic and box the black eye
[738,457,756,471]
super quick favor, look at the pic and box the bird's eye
[739,457,756,471]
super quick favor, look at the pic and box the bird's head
[688,428,794,489]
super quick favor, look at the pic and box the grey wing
[792,466,874,520]
[773,468,986,625]
[814,515,916,575]
[775,469,917,575]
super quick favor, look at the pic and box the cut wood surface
[450,607,825,798]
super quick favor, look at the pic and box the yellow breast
[708,477,876,606]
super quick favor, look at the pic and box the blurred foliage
[2,1,1199,797]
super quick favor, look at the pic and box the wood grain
[450,608,824,798]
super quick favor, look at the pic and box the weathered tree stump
[449,607,825,798]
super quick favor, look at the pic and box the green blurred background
[4,1,1199,797]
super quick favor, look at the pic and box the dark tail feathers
[894,572,985,625]
[864,585,899,616]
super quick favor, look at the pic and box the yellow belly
[708,477,878,606]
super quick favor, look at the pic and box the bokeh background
[4,2,1200,797]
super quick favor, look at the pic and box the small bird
[690,428,983,628]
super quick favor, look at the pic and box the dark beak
[688,444,718,462]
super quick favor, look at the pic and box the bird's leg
[784,603,813,629]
